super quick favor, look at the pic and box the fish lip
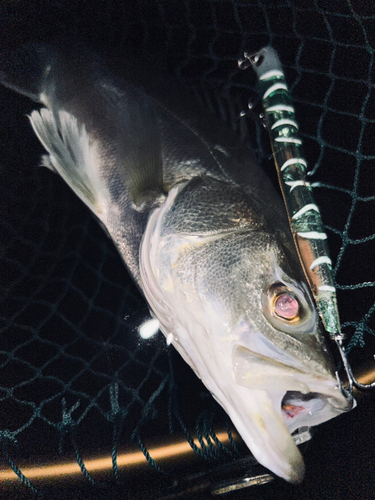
[233,343,348,399]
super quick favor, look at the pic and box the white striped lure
[239,46,374,394]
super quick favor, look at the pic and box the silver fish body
[1,44,351,482]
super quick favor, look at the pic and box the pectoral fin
[100,84,166,211]
[29,108,109,223]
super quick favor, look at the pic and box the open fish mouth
[233,344,347,409]
[282,391,341,428]
[228,345,349,482]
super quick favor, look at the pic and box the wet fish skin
[1,43,350,482]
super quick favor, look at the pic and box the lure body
[240,47,341,338]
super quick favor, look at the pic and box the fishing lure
[239,46,374,394]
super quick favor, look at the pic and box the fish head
[140,176,351,483]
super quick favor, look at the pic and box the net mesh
[1,0,375,497]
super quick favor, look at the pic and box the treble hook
[335,337,375,392]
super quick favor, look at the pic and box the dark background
[1,1,375,499]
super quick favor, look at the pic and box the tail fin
[29,108,109,223]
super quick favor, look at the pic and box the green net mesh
[1,0,375,498]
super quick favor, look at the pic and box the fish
[0,42,352,483]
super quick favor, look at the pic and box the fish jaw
[217,386,305,483]
[230,344,349,481]
[139,182,350,482]
[233,344,349,434]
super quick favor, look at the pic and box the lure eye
[274,293,299,320]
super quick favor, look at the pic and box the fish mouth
[281,390,343,431]
[225,345,350,483]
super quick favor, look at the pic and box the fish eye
[274,292,299,320]
[261,281,314,333]
[268,283,301,323]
